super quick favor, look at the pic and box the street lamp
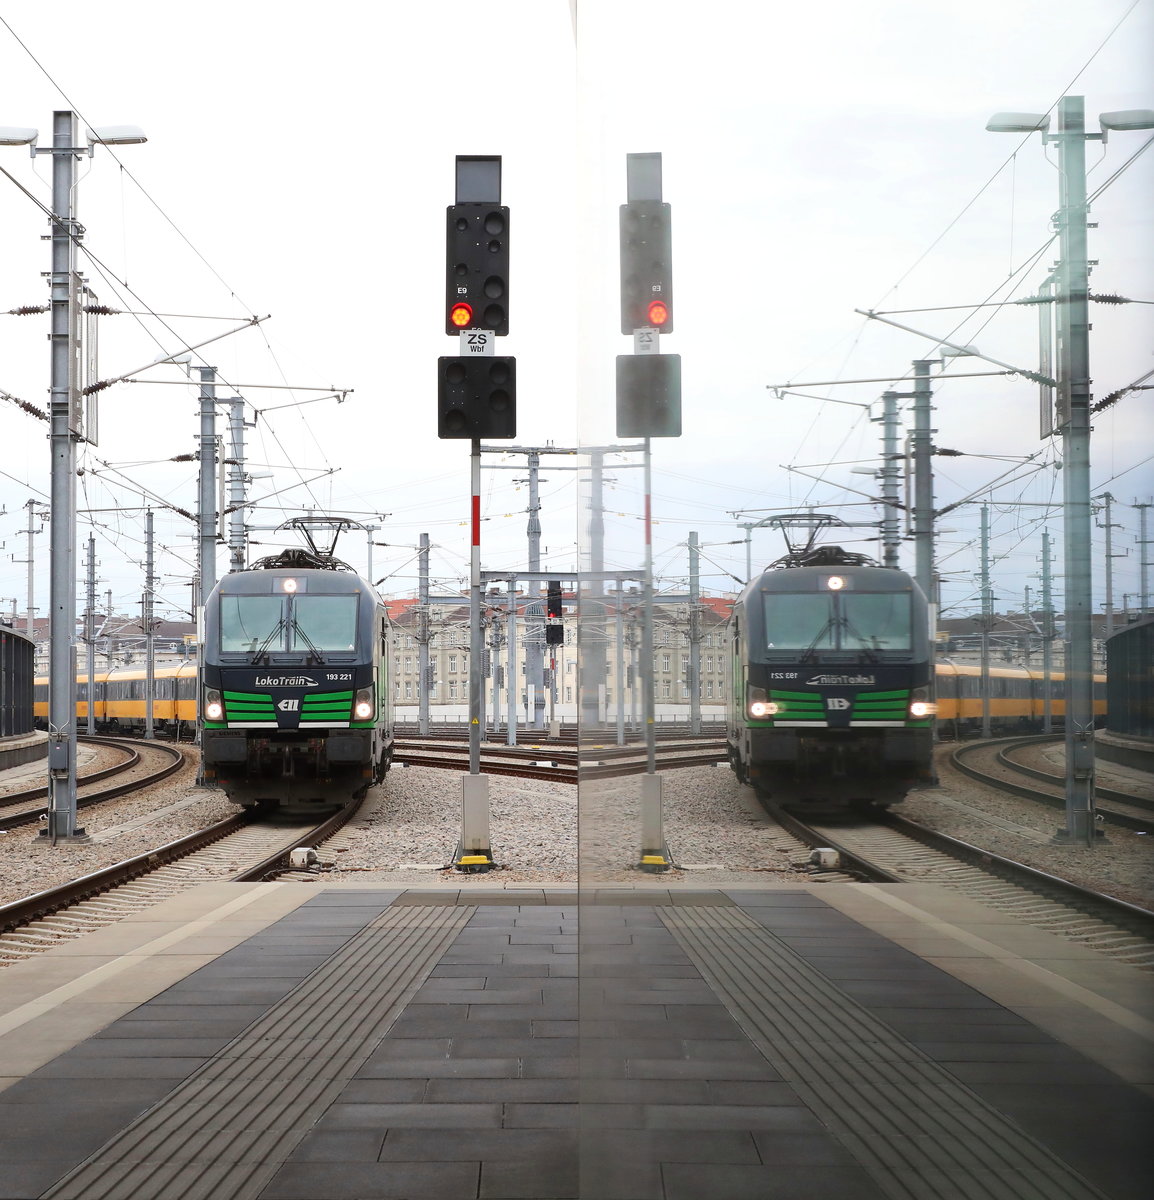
[987,97,1154,847]
[2,113,146,843]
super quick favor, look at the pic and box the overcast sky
[0,0,1150,626]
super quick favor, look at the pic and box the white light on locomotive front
[909,701,937,718]
[826,575,845,590]
[204,689,224,721]
[749,700,780,718]
[354,687,374,720]
[281,578,299,593]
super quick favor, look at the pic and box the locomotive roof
[210,567,375,597]
[749,564,916,595]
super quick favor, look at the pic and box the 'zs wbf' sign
[825,698,851,711]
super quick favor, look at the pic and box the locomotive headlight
[353,686,374,721]
[204,689,224,722]
[826,575,845,590]
[747,686,780,719]
[909,688,937,718]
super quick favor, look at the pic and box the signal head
[647,299,670,328]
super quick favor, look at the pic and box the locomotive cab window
[763,594,834,651]
[218,593,359,657]
[219,595,284,653]
[762,592,912,653]
[290,595,358,653]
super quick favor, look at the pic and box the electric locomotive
[726,546,934,808]
[200,548,393,810]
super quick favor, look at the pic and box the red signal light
[647,299,669,327]
[450,301,474,328]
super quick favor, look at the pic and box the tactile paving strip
[660,905,1109,1200]
[43,904,473,1200]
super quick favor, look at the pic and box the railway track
[951,734,1154,833]
[763,798,1154,971]
[0,799,361,964]
[0,739,724,961]
[394,736,727,782]
[0,736,187,832]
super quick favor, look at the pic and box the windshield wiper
[797,617,836,664]
[290,618,327,665]
[250,616,286,665]
[840,616,881,663]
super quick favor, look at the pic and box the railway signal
[620,198,673,335]
[616,355,681,438]
[546,580,564,645]
[439,155,515,440]
[437,356,516,439]
[445,201,509,336]
[617,153,680,439]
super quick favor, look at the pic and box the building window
[706,681,714,699]
[681,683,689,698]
[450,681,458,699]
[405,657,412,672]
[705,633,713,647]
[449,655,457,673]
[565,687,572,702]
[404,683,412,700]
[661,682,671,698]
[706,655,714,673]
[662,654,671,672]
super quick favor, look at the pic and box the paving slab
[0,882,1146,1199]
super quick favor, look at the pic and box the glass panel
[762,593,834,651]
[219,595,284,653]
[840,594,912,650]
[291,595,359,652]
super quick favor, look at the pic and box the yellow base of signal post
[638,772,672,873]
[455,774,494,872]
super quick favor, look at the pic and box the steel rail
[952,735,1154,833]
[0,735,148,808]
[0,739,187,831]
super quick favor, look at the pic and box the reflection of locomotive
[200,548,394,811]
[726,548,934,808]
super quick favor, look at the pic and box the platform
[0,880,1150,1200]
[0,731,47,772]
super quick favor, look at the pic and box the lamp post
[987,98,1154,846]
[1,114,146,842]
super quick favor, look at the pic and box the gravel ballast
[1,744,1150,907]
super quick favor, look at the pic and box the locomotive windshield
[290,595,358,651]
[219,595,283,653]
[218,594,359,655]
[763,592,912,652]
